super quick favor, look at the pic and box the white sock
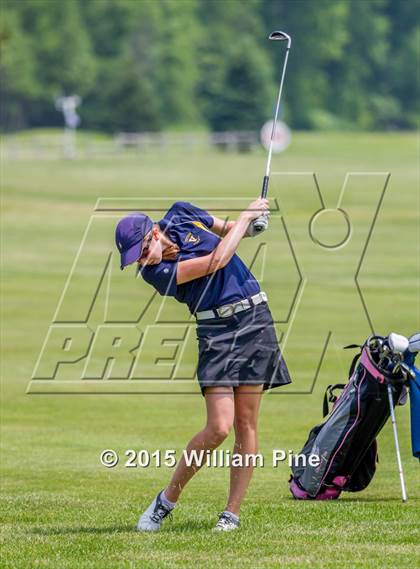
[160,490,176,509]
[223,510,239,522]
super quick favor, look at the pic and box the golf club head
[408,332,420,353]
[269,31,291,48]
[378,344,390,361]
[388,332,409,354]
[377,354,389,370]
[392,362,401,375]
[400,362,416,380]
[369,335,384,349]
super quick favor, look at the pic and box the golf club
[388,332,409,355]
[253,30,292,232]
[394,362,416,380]
[369,338,381,352]
[408,332,420,353]
[378,344,390,367]
[387,382,408,502]
[380,332,409,502]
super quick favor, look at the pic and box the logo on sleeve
[184,232,201,245]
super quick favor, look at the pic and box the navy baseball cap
[115,213,154,270]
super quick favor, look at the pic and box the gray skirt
[196,301,292,396]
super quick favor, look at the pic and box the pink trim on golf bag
[332,475,348,488]
[360,348,385,383]
[290,479,340,500]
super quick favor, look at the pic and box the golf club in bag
[289,333,412,502]
[253,30,291,232]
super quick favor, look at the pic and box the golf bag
[289,338,405,500]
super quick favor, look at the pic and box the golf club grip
[252,176,270,232]
[261,175,269,198]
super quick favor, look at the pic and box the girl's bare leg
[164,386,234,503]
[225,385,263,515]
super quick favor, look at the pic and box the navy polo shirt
[139,201,260,314]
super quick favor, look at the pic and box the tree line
[1,0,418,133]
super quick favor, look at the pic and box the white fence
[1,131,260,160]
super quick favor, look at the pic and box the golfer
[115,199,292,532]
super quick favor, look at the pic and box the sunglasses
[135,232,153,276]
[140,232,153,258]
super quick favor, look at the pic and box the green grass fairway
[1,132,419,568]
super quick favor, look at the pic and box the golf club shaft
[387,385,407,502]
[254,42,291,232]
[263,45,291,195]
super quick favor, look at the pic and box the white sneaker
[212,511,240,532]
[136,490,174,532]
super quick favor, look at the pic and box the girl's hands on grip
[241,197,270,222]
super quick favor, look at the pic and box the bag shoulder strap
[322,383,346,417]
[322,343,363,417]
[344,343,363,379]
